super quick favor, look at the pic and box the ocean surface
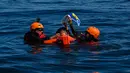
[0,0,130,73]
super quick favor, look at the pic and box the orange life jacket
[57,35,75,45]
[44,35,75,45]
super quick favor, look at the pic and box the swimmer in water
[24,18,49,45]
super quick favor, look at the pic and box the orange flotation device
[57,35,75,45]
[43,35,75,45]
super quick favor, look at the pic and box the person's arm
[68,18,78,38]
[62,22,71,35]
[62,15,77,37]
[50,33,60,39]
[43,39,57,44]
[24,32,28,44]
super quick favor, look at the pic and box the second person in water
[61,14,100,43]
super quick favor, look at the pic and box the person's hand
[50,33,60,39]
[67,16,72,25]
[55,33,60,37]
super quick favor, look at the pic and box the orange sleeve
[43,39,57,44]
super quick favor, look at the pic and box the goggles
[35,28,44,31]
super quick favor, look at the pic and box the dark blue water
[0,0,130,73]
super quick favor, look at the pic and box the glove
[68,20,72,25]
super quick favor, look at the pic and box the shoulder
[24,31,39,39]
[24,31,31,37]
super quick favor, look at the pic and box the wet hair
[56,27,67,34]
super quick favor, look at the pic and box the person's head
[30,22,44,35]
[85,26,100,41]
[60,30,67,36]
